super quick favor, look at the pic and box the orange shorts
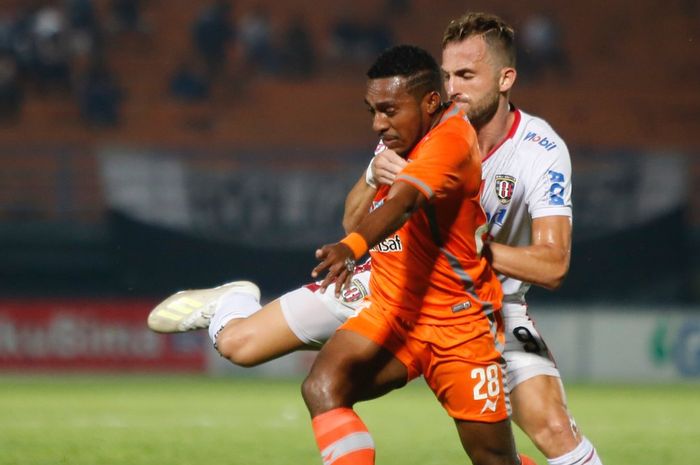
[340,300,508,422]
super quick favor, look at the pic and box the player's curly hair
[366,45,443,99]
[442,12,515,67]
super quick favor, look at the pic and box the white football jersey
[480,108,572,303]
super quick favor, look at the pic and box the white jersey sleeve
[480,109,572,303]
[519,118,573,219]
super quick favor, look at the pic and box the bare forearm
[343,175,376,233]
[349,181,422,252]
[487,242,570,290]
[353,196,412,250]
[313,182,420,292]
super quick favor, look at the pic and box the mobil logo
[524,131,557,151]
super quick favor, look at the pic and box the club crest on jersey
[341,278,369,303]
[371,234,402,253]
[495,175,516,204]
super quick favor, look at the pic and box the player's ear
[499,67,516,93]
[424,91,442,115]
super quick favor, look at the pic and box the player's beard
[465,86,500,131]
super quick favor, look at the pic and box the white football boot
[147,280,260,333]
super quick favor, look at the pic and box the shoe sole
[147,280,260,333]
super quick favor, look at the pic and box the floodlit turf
[0,376,698,465]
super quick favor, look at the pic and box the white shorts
[501,302,560,392]
[280,267,560,390]
[279,267,371,347]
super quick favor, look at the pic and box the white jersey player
[480,108,572,388]
[147,12,603,465]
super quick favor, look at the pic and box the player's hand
[311,242,355,297]
[372,149,408,186]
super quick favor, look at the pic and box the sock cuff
[208,292,262,343]
[547,436,597,465]
[312,408,359,435]
[312,408,374,464]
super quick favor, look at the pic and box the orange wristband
[340,232,369,260]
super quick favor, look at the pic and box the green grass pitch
[0,375,698,465]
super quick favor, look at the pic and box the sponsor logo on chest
[494,174,516,205]
[371,234,403,253]
[524,131,557,151]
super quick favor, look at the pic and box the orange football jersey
[368,104,502,325]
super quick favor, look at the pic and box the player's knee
[301,370,326,404]
[301,372,321,410]
[529,415,576,451]
[301,368,341,412]
[216,328,261,367]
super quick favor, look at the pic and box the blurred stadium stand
[0,0,699,302]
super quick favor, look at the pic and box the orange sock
[311,408,375,465]
[519,453,538,465]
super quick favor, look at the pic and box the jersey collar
[482,104,521,163]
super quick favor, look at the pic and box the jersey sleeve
[526,141,573,219]
[395,122,476,200]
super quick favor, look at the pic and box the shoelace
[179,301,216,330]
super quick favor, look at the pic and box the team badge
[341,278,369,303]
[495,175,516,205]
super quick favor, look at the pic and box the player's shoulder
[427,110,475,149]
[513,109,570,160]
[443,107,475,137]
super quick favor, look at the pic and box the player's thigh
[421,321,509,423]
[454,418,519,465]
[304,306,408,410]
[311,328,407,390]
[303,329,407,413]
[503,304,553,357]
[503,348,560,393]
[503,303,559,391]
[278,287,347,347]
[217,298,311,365]
[281,271,371,346]
[509,374,578,440]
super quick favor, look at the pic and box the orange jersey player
[303,44,525,465]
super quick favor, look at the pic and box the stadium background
[0,0,700,465]
[0,2,698,464]
[1,0,699,373]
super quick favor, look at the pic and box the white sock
[207,290,262,343]
[547,437,603,465]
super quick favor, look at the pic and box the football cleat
[147,280,260,333]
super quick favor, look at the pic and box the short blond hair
[442,12,516,67]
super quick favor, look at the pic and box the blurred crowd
[0,0,581,131]
[0,0,412,128]
[0,0,142,126]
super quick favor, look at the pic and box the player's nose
[445,75,457,97]
[372,113,390,133]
